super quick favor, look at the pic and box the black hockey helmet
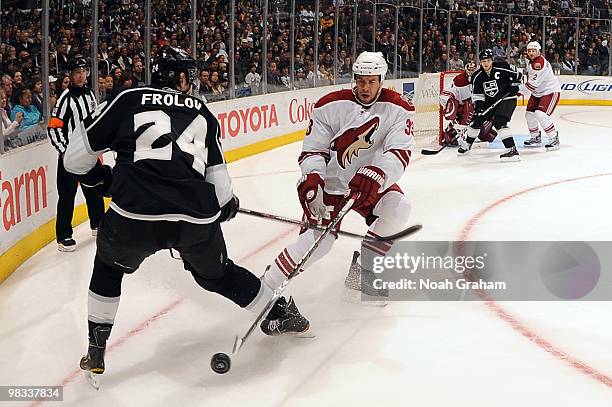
[151,46,198,89]
[479,48,494,61]
[68,55,89,73]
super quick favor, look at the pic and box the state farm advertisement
[0,143,59,253]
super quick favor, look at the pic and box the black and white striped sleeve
[47,89,71,154]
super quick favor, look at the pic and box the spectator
[562,52,576,74]
[209,71,226,100]
[294,67,311,89]
[244,64,261,94]
[30,78,43,113]
[1,75,15,117]
[112,67,123,84]
[60,74,71,93]
[10,87,41,129]
[104,74,114,95]
[132,60,145,86]
[338,56,352,78]
[1,88,23,138]
[550,53,563,74]
[197,69,212,94]
[280,66,290,89]
[581,47,600,74]
[97,75,107,102]
[13,71,24,90]
[449,53,465,70]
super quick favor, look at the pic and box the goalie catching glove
[297,173,330,224]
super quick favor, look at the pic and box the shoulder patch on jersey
[377,88,415,112]
[531,56,545,70]
[314,89,355,108]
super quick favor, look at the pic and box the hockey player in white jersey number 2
[520,41,561,151]
[259,52,414,331]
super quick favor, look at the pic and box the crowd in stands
[1,0,611,150]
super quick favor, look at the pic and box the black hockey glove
[219,194,240,222]
[79,161,113,198]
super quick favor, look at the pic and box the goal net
[410,70,463,147]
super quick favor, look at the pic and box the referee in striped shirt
[47,56,104,252]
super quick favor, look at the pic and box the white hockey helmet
[527,41,541,51]
[352,51,388,82]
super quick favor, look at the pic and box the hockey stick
[421,133,460,155]
[239,207,422,242]
[421,93,512,155]
[211,195,358,373]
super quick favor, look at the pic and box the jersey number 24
[133,111,208,176]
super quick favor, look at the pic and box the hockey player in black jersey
[458,49,522,162]
[63,47,309,377]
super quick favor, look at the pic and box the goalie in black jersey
[63,47,309,377]
[458,49,523,162]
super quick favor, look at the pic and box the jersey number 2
[133,111,208,176]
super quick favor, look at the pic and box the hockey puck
[210,352,231,374]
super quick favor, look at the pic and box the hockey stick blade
[378,223,422,241]
[421,138,457,155]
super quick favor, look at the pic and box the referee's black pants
[56,155,105,241]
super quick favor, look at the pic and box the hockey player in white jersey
[439,62,497,145]
[520,41,561,150]
[260,52,414,332]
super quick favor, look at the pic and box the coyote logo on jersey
[331,117,379,169]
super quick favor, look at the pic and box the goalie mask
[465,62,477,77]
[151,46,198,90]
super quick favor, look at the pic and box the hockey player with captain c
[259,52,414,332]
[458,49,523,162]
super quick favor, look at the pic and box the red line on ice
[31,225,298,406]
[459,172,612,389]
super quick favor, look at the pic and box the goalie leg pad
[457,100,474,125]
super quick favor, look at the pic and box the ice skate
[58,238,76,252]
[545,134,560,151]
[260,296,311,337]
[457,137,471,156]
[80,325,111,390]
[343,251,388,306]
[500,146,520,162]
[523,133,541,147]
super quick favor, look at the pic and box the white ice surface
[2,106,612,406]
